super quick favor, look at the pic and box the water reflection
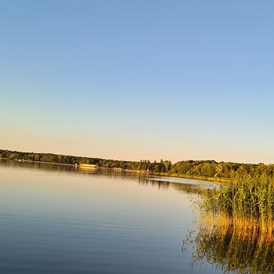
[184,215,274,274]
[0,158,198,274]
[0,159,200,195]
[0,158,79,173]
[4,158,272,273]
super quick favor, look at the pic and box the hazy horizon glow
[1,1,274,164]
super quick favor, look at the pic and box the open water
[1,159,267,274]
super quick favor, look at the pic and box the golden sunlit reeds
[199,177,274,234]
[186,177,274,273]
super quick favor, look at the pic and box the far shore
[0,157,229,183]
[0,157,77,167]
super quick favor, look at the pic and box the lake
[0,159,272,274]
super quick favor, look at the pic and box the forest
[1,149,274,181]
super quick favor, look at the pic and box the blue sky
[1,0,274,163]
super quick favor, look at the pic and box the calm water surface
[0,160,229,273]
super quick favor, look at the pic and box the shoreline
[0,158,77,167]
[0,157,229,183]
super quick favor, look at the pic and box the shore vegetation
[1,149,274,182]
[199,177,274,232]
[184,177,274,273]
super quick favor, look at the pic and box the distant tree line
[171,160,274,180]
[1,149,273,180]
[0,149,170,172]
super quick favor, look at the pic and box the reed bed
[183,178,274,273]
[199,177,274,233]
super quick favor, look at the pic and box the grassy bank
[152,171,230,183]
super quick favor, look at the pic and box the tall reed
[199,177,274,232]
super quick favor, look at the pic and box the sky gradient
[1,0,274,164]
